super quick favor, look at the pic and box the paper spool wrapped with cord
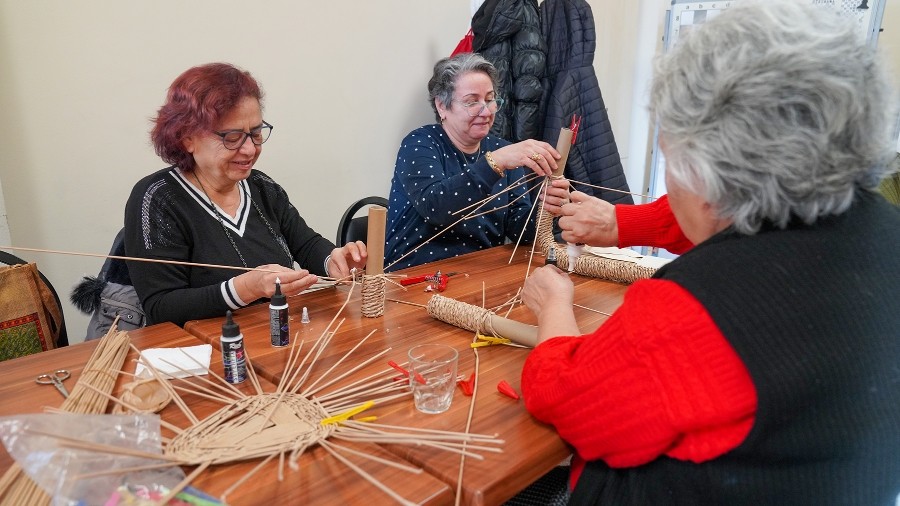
[361,205,387,318]
[538,126,659,284]
[426,294,538,348]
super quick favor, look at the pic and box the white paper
[134,344,212,379]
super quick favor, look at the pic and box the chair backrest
[335,196,388,246]
[0,250,68,348]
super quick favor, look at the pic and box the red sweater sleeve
[521,279,757,476]
[615,195,694,255]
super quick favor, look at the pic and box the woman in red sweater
[521,1,900,504]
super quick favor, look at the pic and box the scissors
[35,369,71,399]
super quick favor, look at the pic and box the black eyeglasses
[214,121,274,150]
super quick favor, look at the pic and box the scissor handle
[36,370,70,382]
[35,370,70,398]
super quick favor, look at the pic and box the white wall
[1,0,896,342]
[0,1,473,341]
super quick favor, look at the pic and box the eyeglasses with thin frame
[454,97,505,117]
[214,121,274,150]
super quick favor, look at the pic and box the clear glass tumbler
[407,344,458,414]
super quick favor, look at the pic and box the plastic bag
[0,413,186,506]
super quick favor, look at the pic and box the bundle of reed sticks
[0,327,131,506]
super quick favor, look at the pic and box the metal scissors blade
[35,369,71,399]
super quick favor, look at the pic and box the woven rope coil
[536,210,657,283]
[360,274,386,317]
[426,294,494,335]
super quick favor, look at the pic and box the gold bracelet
[485,151,503,176]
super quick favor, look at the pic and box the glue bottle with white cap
[221,310,246,384]
[269,278,289,347]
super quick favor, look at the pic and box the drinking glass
[407,344,458,414]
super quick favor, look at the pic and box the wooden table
[185,245,628,505]
[0,323,453,505]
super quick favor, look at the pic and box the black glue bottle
[270,278,289,347]
[546,247,558,268]
[221,310,247,384]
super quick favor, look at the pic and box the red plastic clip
[388,360,409,377]
[458,372,476,396]
[497,380,520,400]
[388,361,411,384]
[389,360,425,384]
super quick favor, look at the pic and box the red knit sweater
[521,199,757,488]
[616,195,694,255]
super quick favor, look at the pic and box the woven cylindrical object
[426,294,538,347]
[360,274,386,318]
[535,210,657,284]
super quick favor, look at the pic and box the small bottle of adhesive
[270,278,289,347]
[301,306,310,324]
[221,310,246,384]
[566,243,584,273]
[546,247,558,267]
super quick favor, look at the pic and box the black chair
[0,250,68,347]
[335,196,388,246]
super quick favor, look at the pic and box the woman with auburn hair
[124,63,366,326]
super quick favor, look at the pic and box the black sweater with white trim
[124,166,333,326]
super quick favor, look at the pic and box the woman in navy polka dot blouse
[386,53,563,271]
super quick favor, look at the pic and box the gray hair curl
[650,0,897,234]
[428,53,500,122]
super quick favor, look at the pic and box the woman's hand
[558,191,619,247]
[235,264,319,301]
[327,240,368,279]
[491,140,561,177]
[539,177,571,215]
[522,265,575,318]
[522,265,580,343]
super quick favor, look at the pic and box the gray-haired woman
[385,53,562,270]
[520,1,900,504]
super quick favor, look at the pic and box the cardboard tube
[488,314,538,348]
[553,128,573,178]
[365,206,387,275]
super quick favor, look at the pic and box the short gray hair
[428,53,500,122]
[650,0,897,234]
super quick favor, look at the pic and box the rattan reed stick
[319,442,416,506]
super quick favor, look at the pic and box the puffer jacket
[540,0,633,205]
[472,0,545,143]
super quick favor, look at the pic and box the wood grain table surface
[0,322,453,505]
[184,245,628,505]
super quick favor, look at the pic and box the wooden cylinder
[365,206,387,275]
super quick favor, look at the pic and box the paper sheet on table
[583,246,672,270]
[134,344,213,379]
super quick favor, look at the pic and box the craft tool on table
[400,270,460,291]
[35,369,70,398]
